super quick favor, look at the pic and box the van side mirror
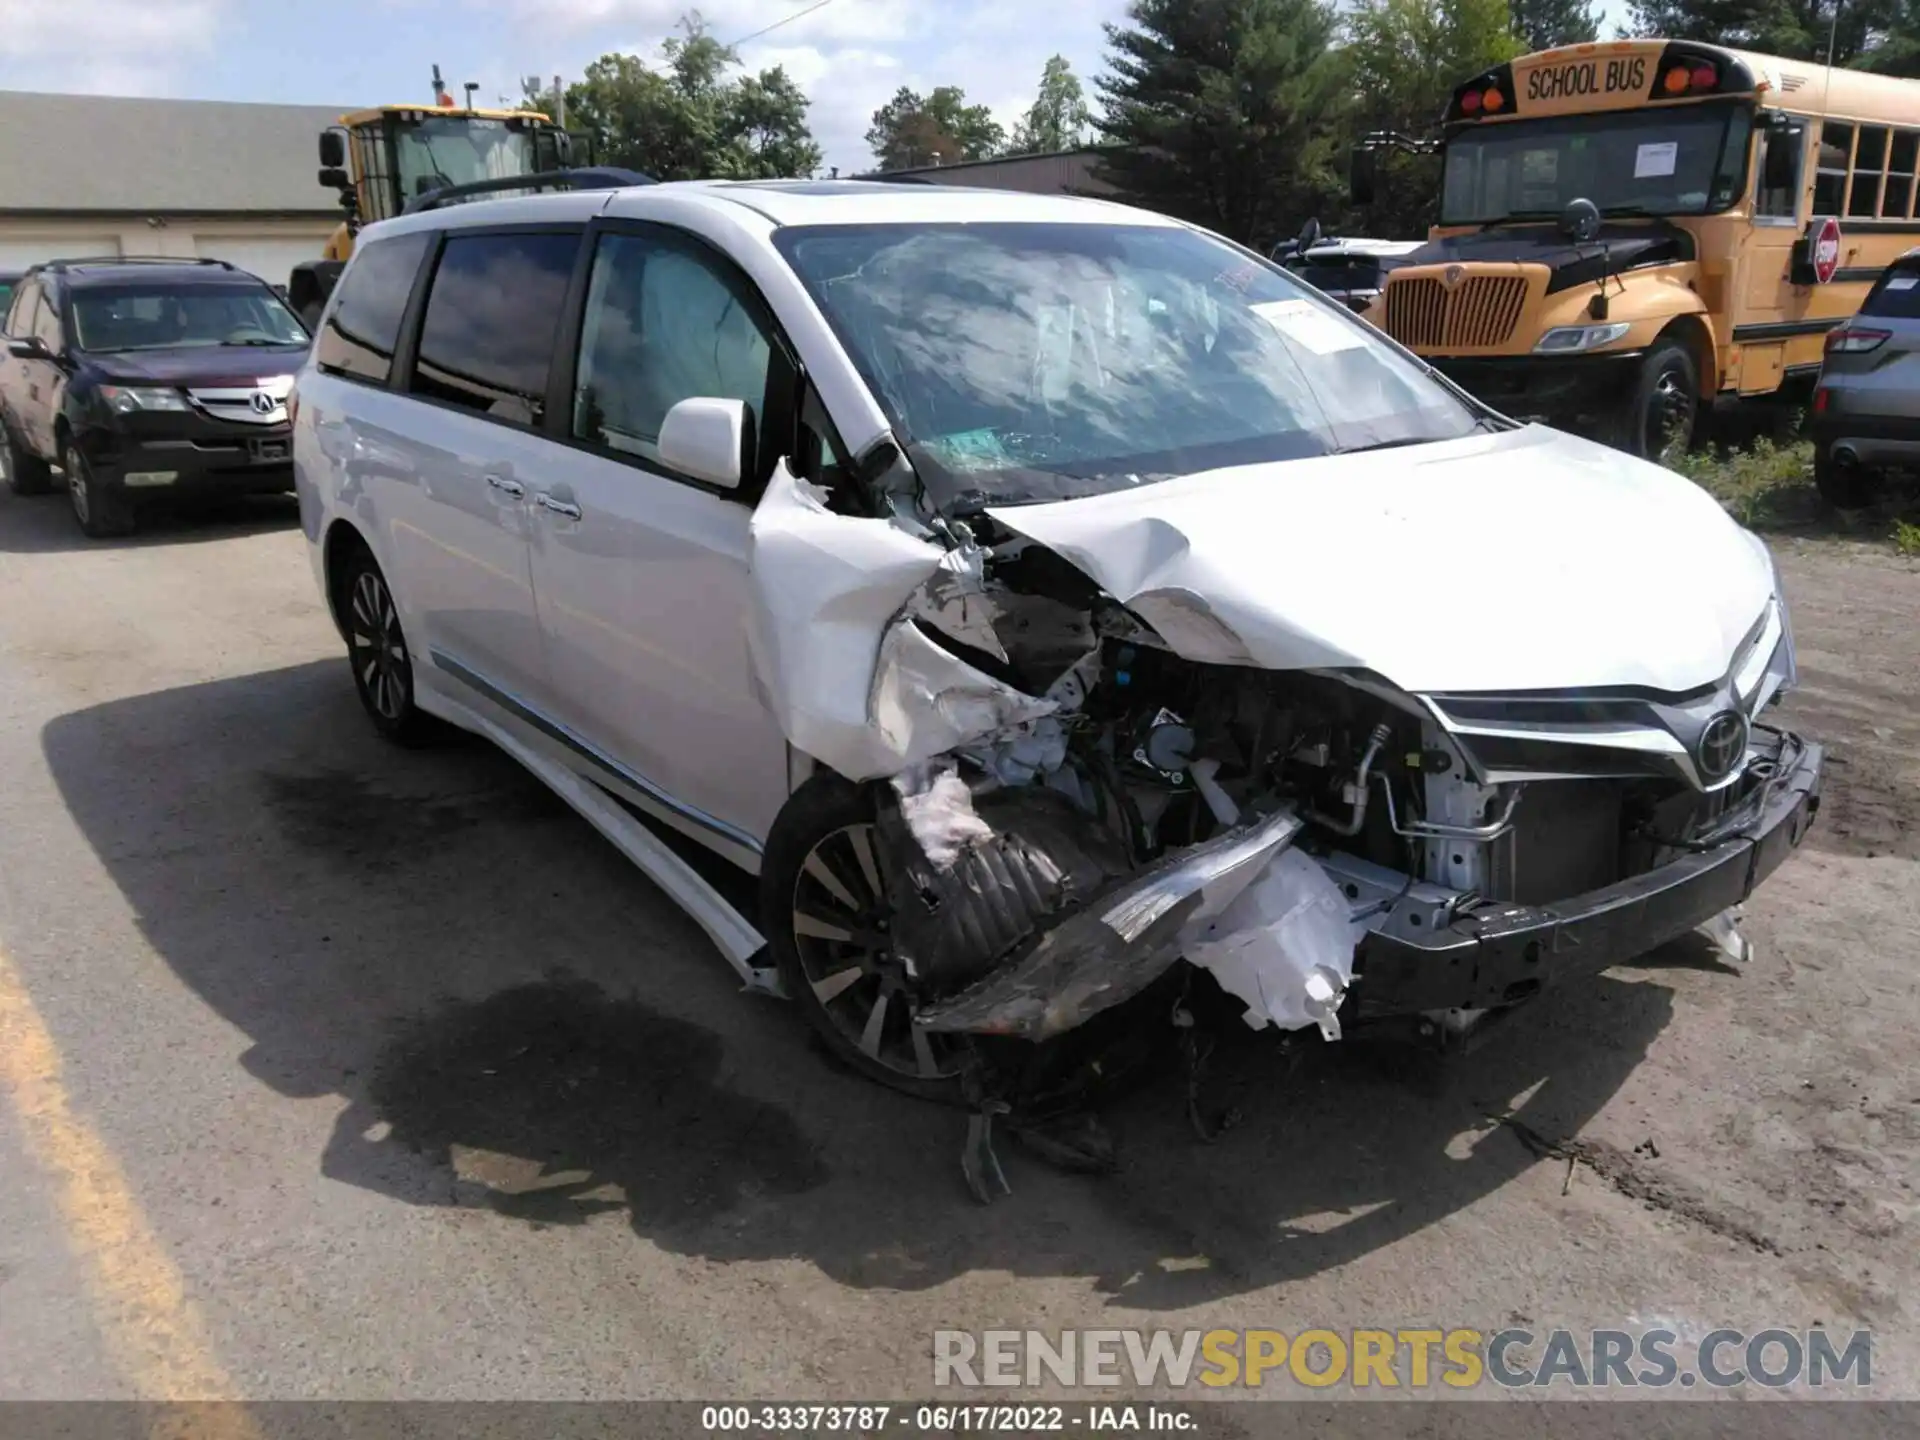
[659,397,753,489]
[318,130,346,168]
[1349,147,1377,208]
[7,336,50,360]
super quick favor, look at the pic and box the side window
[411,230,580,427]
[1885,131,1917,221]
[32,288,63,350]
[6,280,40,337]
[1849,126,1888,218]
[315,231,431,385]
[1755,121,1806,220]
[571,231,773,473]
[1813,121,1852,216]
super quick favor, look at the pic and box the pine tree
[1095,0,1349,246]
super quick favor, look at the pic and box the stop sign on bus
[1811,216,1842,285]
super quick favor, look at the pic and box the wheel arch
[1655,312,1718,396]
[320,517,372,641]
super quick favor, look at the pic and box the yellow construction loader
[289,67,646,327]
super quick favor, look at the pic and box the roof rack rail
[403,166,656,214]
[33,255,237,273]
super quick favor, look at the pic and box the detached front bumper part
[1352,734,1824,1017]
[914,809,1305,1042]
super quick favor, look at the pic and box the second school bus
[1354,39,1920,459]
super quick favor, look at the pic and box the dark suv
[1,257,309,537]
[1812,249,1920,508]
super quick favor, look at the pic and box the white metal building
[0,91,350,284]
[862,147,1120,196]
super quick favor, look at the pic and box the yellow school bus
[1354,39,1920,459]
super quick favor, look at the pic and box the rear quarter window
[315,232,432,384]
[1861,266,1920,320]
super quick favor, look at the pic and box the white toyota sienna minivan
[293,180,1821,1111]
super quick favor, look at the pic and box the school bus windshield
[1441,102,1752,224]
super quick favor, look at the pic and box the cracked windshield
[778,222,1479,509]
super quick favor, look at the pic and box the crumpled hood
[985,425,1776,696]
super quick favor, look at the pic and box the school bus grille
[1383,275,1530,350]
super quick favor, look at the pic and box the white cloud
[0,0,228,93]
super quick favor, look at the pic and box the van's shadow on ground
[44,659,1679,1305]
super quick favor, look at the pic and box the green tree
[1344,0,1525,235]
[1008,55,1095,155]
[560,12,821,181]
[866,86,1006,169]
[1510,0,1599,49]
[1095,0,1351,247]
[1625,0,1914,71]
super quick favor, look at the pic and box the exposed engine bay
[866,521,1799,1050]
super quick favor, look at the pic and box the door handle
[485,474,524,498]
[534,492,582,520]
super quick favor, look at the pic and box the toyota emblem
[1696,711,1749,783]
[250,390,277,415]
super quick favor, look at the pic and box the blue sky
[2,0,1637,177]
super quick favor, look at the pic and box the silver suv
[291,181,1819,1128]
[1813,248,1920,508]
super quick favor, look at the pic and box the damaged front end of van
[748,423,1822,1198]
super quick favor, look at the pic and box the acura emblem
[1443,264,1466,289]
[1696,711,1749,782]
[250,390,277,415]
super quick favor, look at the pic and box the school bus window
[1814,122,1852,215]
[1849,126,1888,218]
[1754,120,1804,220]
[1884,131,1916,220]
[1711,109,1753,209]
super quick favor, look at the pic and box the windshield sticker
[1886,275,1918,291]
[1634,141,1679,179]
[926,429,1014,472]
[1252,299,1367,355]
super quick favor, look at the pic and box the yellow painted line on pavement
[0,940,260,1438]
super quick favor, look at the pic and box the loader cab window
[394,117,539,204]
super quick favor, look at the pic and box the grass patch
[1671,438,1822,529]
[1675,436,1920,545]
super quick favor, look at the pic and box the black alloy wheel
[763,776,965,1100]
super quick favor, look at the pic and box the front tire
[760,773,965,1101]
[3,423,54,496]
[65,446,135,538]
[1620,337,1700,465]
[338,547,444,747]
